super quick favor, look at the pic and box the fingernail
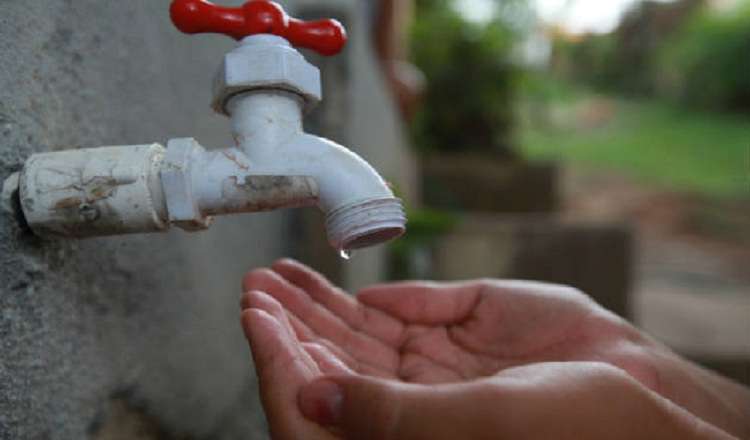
[299,379,343,426]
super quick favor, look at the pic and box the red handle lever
[170,0,347,56]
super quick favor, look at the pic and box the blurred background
[386,0,750,387]
[0,0,747,438]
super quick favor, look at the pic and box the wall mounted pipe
[1,32,406,252]
[2,89,405,251]
[3,141,321,239]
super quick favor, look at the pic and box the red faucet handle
[170,0,347,56]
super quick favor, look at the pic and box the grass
[518,88,750,198]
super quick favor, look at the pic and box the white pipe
[224,90,405,250]
[229,91,304,156]
[5,41,406,251]
[12,144,169,237]
[226,91,394,211]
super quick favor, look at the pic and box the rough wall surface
[0,0,415,437]
[0,1,287,438]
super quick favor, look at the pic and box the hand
[241,259,750,439]
[298,361,734,440]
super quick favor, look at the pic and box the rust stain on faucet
[54,197,84,210]
[210,175,319,215]
[49,176,118,211]
[222,150,250,171]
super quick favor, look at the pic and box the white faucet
[2,4,406,254]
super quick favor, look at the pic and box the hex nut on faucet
[212,35,322,116]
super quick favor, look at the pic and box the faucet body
[4,34,406,252]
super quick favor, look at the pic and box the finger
[241,290,319,374]
[245,282,396,380]
[244,268,358,345]
[357,281,483,326]
[286,313,360,370]
[272,259,404,346]
[289,310,398,379]
[241,308,328,440]
[285,309,318,341]
[243,268,400,374]
[241,308,315,382]
[298,375,497,440]
[303,342,356,376]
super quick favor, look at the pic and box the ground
[561,167,750,358]
[520,88,749,365]
[521,87,750,198]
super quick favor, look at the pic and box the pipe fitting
[14,144,169,238]
[161,137,213,231]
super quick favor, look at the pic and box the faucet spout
[228,91,303,158]
[226,91,406,251]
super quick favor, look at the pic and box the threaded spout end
[325,197,406,251]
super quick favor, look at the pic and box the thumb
[298,375,496,440]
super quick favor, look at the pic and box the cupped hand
[297,361,733,440]
[243,259,649,384]
[240,259,749,439]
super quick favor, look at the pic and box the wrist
[601,317,749,439]
[654,349,750,439]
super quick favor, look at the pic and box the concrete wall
[0,1,413,438]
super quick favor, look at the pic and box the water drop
[339,249,352,260]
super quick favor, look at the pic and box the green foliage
[657,2,750,111]
[520,87,750,198]
[552,33,621,92]
[410,0,521,156]
[552,0,750,113]
[388,207,460,279]
[396,207,459,244]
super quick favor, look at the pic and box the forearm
[606,317,749,438]
[657,350,750,439]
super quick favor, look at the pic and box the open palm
[243,259,658,387]
[241,259,749,440]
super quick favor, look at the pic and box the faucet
[1,0,406,254]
